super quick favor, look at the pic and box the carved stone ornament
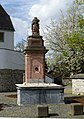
[32,17,40,35]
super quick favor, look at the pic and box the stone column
[24,17,48,83]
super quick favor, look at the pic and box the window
[0,32,4,42]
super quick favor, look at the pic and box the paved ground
[0,86,84,118]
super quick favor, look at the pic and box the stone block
[37,105,48,117]
[71,74,84,95]
[70,103,83,115]
[72,79,84,95]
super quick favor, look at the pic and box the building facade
[0,4,24,91]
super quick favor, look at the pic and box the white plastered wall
[0,30,14,50]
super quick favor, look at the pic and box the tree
[14,39,27,51]
[45,1,84,76]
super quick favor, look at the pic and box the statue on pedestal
[32,17,40,35]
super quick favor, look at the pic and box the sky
[0,0,74,46]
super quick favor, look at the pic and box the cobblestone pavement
[0,91,84,118]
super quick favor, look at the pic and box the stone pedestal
[16,83,64,105]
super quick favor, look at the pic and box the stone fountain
[16,17,64,106]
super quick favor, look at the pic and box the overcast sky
[0,0,74,46]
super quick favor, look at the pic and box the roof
[0,4,15,31]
